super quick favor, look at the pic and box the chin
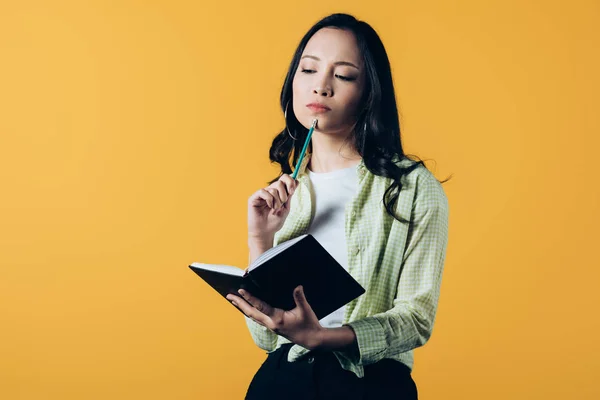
[301,116,332,131]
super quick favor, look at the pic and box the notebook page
[189,263,244,277]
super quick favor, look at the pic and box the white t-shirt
[306,163,359,328]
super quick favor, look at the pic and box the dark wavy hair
[269,13,450,223]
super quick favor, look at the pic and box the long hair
[269,13,450,222]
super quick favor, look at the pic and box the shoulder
[388,156,449,220]
[404,162,449,223]
[394,157,446,198]
[363,156,448,221]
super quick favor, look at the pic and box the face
[292,27,366,136]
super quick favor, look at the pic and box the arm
[314,326,359,355]
[344,173,450,365]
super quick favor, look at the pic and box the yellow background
[1,1,598,398]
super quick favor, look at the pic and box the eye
[336,74,356,82]
[300,68,356,82]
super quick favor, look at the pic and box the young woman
[226,13,449,400]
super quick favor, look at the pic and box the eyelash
[300,69,356,82]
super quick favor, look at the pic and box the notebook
[188,234,365,320]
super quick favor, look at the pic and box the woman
[226,13,449,400]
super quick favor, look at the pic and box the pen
[291,118,318,181]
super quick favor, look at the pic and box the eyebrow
[300,55,360,70]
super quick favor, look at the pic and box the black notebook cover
[189,234,365,320]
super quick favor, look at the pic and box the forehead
[302,27,362,65]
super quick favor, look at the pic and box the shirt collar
[294,151,366,180]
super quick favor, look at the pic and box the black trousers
[245,343,418,400]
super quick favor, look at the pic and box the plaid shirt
[244,152,449,378]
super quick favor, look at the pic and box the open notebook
[188,234,365,320]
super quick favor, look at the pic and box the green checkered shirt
[244,153,449,378]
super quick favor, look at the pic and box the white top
[306,163,359,328]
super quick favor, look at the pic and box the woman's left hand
[226,286,324,350]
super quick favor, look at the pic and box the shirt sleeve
[244,315,279,352]
[345,171,449,365]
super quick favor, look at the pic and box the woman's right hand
[247,174,298,242]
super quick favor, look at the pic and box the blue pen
[291,118,318,180]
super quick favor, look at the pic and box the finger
[278,174,298,196]
[229,293,258,314]
[265,187,282,210]
[249,190,270,208]
[293,285,309,311]
[270,181,289,207]
[279,177,298,210]
[227,294,271,325]
[238,289,274,316]
[254,189,274,209]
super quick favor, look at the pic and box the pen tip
[312,119,318,128]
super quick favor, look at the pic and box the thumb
[283,186,296,210]
[293,285,309,310]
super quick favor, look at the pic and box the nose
[313,83,332,97]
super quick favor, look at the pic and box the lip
[306,103,331,112]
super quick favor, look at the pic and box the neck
[308,131,361,173]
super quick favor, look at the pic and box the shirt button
[307,356,314,364]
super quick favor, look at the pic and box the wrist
[307,326,327,351]
[248,234,274,265]
[312,326,357,352]
[248,233,274,247]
